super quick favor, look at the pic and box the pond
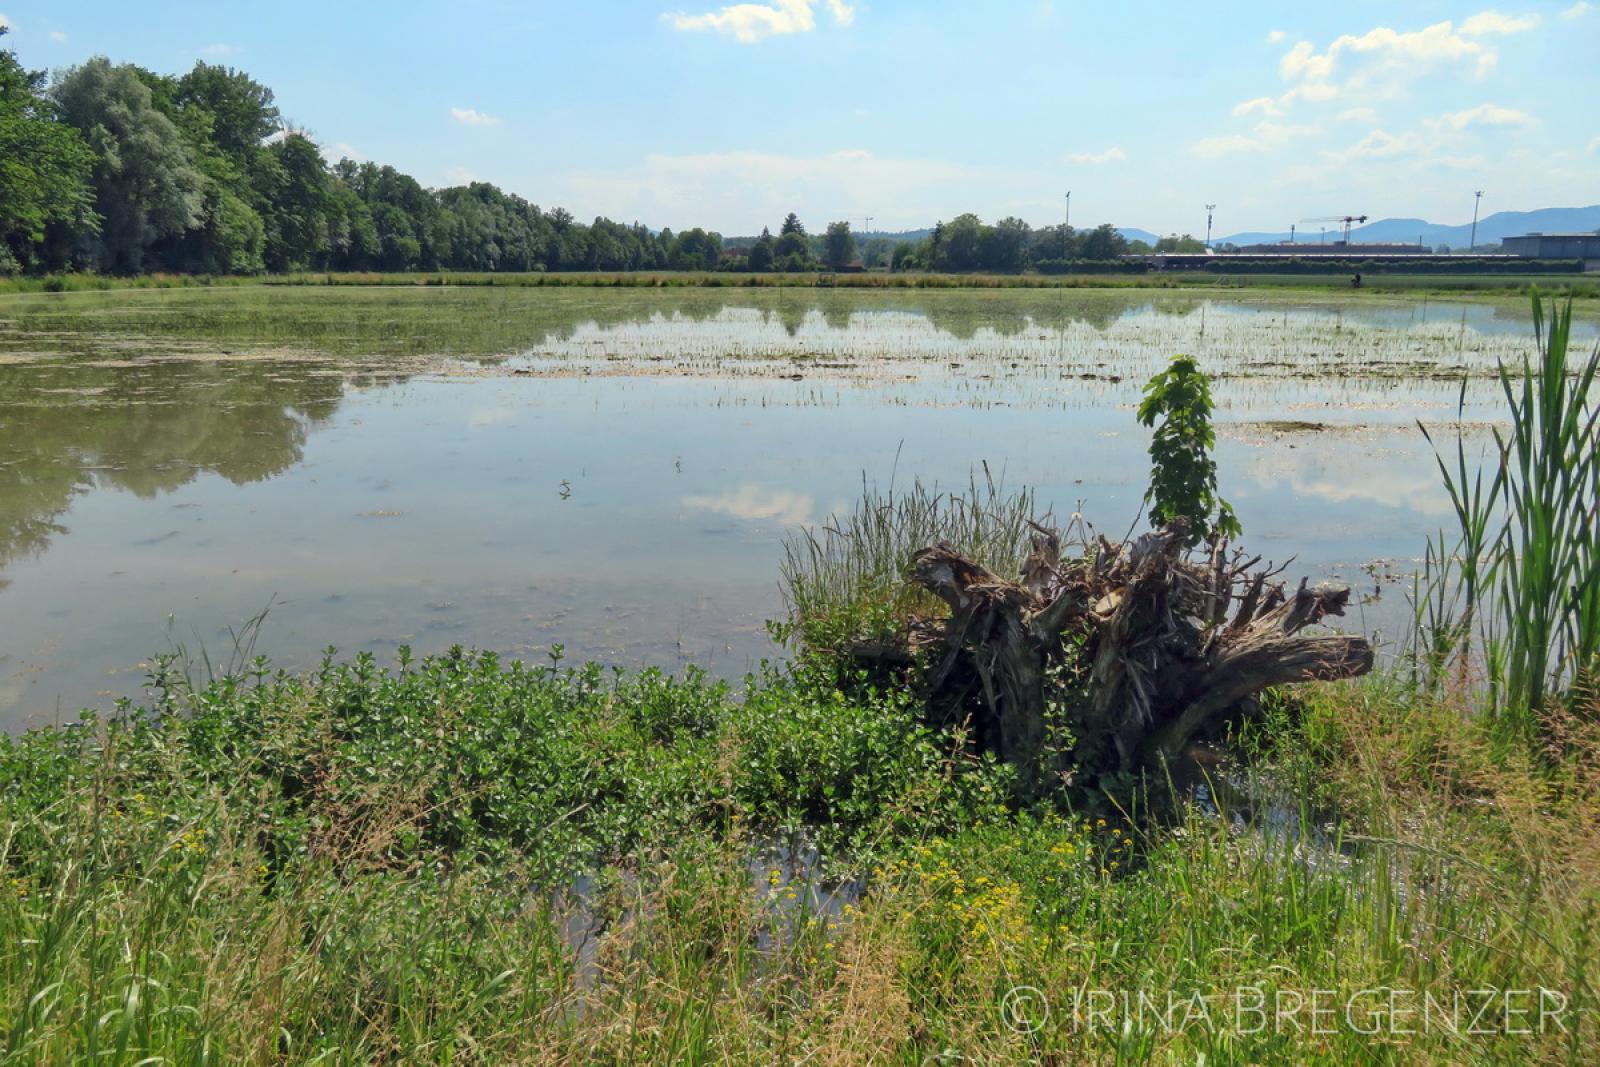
[0,286,1592,728]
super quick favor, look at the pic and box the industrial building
[1502,232,1600,266]
[1240,243,1432,256]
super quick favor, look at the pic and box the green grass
[0,646,1594,1063]
[3,278,1599,1063]
[1418,294,1600,735]
[778,471,1045,659]
[3,268,1596,297]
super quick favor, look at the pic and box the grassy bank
[0,650,1594,1064]
[1,293,1595,1064]
[3,268,1597,298]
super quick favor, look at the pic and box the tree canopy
[0,39,1141,278]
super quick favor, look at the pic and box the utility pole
[1290,224,1296,244]
[1064,191,1072,230]
[1469,190,1485,251]
[863,216,873,235]
[1205,204,1216,249]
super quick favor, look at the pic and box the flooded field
[0,286,1593,728]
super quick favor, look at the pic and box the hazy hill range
[724,206,1598,252]
[1216,205,1600,248]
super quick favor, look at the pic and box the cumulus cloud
[1321,104,1529,171]
[1458,10,1541,34]
[555,148,1041,233]
[1232,96,1283,118]
[1563,1,1593,16]
[664,0,853,43]
[1275,10,1540,107]
[1066,146,1127,165]
[1337,106,1379,123]
[1439,103,1535,129]
[1337,128,1426,160]
[0,13,11,31]
[1193,122,1319,158]
[450,107,502,127]
[1266,29,1288,43]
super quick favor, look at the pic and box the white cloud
[1586,136,1599,153]
[1337,106,1379,123]
[450,107,503,127]
[1338,128,1425,160]
[48,30,67,42]
[1439,103,1535,129]
[555,148,1040,232]
[1459,10,1541,35]
[1564,2,1593,17]
[329,142,365,162]
[1266,29,1288,43]
[1232,96,1283,118]
[1321,106,1523,170]
[1066,146,1127,165]
[1276,11,1540,106]
[445,165,479,184]
[200,43,241,56]
[0,14,11,31]
[663,0,853,43]
[1193,121,1319,158]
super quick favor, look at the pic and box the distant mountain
[1118,228,1160,244]
[1216,205,1600,250]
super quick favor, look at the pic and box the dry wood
[903,520,1374,797]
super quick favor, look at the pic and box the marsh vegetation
[0,285,1596,1063]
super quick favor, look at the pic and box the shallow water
[1,287,1593,727]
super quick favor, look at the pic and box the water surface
[1,287,1591,727]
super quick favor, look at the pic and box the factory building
[1502,232,1600,267]
[1240,243,1433,256]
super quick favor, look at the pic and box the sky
[2,1,1596,236]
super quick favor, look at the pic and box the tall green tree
[0,30,96,272]
[823,220,856,270]
[747,227,775,272]
[259,132,330,270]
[774,213,812,270]
[174,62,279,161]
[51,58,206,272]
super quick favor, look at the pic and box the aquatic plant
[1419,292,1600,735]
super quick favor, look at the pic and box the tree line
[2,34,1152,277]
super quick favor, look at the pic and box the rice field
[0,285,1594,726]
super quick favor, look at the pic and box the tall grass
[1,658,1594,1063]
[1418,292,1600,733]
[778,467,1049,653]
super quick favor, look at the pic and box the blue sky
[3,1,1595,236]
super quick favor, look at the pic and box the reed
[1418,292,1600,734]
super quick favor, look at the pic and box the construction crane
[1302,215,1369,244]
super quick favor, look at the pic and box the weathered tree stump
[900,520,1374,799]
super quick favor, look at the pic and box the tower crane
[1302,215,1369,244]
